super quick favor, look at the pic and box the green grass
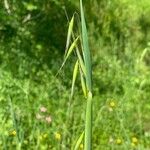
[0,0,150,149]
[80,0,92,149]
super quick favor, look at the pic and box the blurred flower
[108,107,113,112]
[39,133,48,141]
[109,101,116,108]
[55,132,61,140]
[43,133,48,139]
[116,138,122,145]
[40,106,47,112]
[80,144,83,149]
[109,137,114,144]
[131,142,136,147]
[132,137,138,144]
[108,101,116,112]
[9,130,16,136]
[39,135,43,141]
[23,140,28,145]
[45,116,52,123]
[144,132,150,137]
[36,113,43,120]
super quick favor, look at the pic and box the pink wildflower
[45,116,52,124]
[40,106,47,112]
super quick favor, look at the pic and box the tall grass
[60,0,93,149]
[80,0,92,149]
[1,0,150,149]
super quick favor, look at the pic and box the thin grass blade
[76,47,86,75]
[55,36,79,76]
[66,36,79,60]
[65,16,74,56]
[80,0,92,150]
[80,0,92,92]
[74,131,84,150]
[71,60,79,98]
[71,32,86,75]
[79,67,87,97]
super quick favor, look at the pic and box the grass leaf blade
[74,131,84,150]
[71,60,79,98]
[79,67,87,97]
[80,0,92,92]
[65,16,74,56]
[55,36,79,76]
[80,0,93,150]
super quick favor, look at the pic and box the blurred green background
[0,0,150,149]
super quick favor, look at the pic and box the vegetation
[0,0,150,149]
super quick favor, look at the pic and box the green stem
[84,92,92,150]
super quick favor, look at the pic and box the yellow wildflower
[109,101,116,108]
[43,133,48,139]
[131,142,136,147]
[80,144,83,149]
[116,138,122,145]
[55,132,61,140]
[39,135,43,141]
[9,130,16,136]
[132,137,138,144]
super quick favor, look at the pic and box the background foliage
[0,0,150,149]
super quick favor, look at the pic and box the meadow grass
[0,0,150,150]
[61,0,93,149]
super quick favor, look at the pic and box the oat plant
[57,0,92,149]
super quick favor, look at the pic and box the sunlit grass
[0,0,150,149]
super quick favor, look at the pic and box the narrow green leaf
[71,60,79,98]
[4,0,11,14]
[71,32,86,75]
[140,48,149,62]
[66,36,79,60]
[79,67,87,98]
[65,16,74,56]
[80,0,92,92]
[80,1,93,150]
[76,48,86,76]
[74,131,84,150]
[55,36,79,76]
